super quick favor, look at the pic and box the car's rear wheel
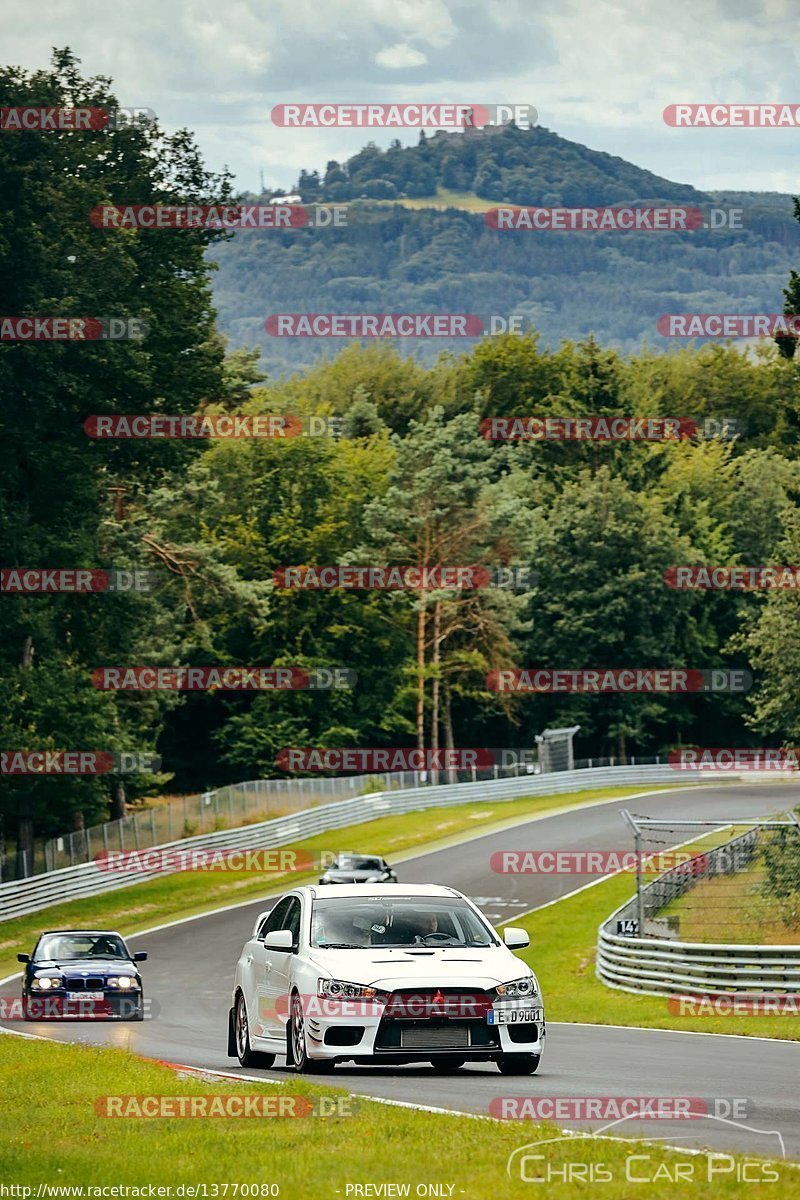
[497,1053,541,1075]
[234,991,276,1068]
[289,992,334,1073]
[431,1057,465,1071]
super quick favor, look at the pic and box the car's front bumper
[296,992,545,1062]
[23,993,143,1020]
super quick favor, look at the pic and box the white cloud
[3,0,799,191]
[375,43,429,69]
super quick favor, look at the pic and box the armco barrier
[0,763,693,922]
[597,827,800,995]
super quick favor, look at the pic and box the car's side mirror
[503,927,530,950]
[17,953,30,963]
[133,952,148,962]
[263,930,294,951]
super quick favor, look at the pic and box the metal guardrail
[0,761,684,922]
[10,754,666,883]
[38,770,426,876]
[597,828,800,995]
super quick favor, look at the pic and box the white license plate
[488,1007,542,1024]
[67,991,105,1001]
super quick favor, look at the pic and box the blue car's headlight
[31,976,63,990]
[495,975,538,999]
[107,976,139,989]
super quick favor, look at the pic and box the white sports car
[228,883,544,1074]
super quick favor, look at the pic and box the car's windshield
[334,856,383,870]
[311,897,497,948]
[34,933,129,961]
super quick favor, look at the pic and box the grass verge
[368,187,500,211]
[661,861,800,945]
[0,785,678,979]
[0,1035,793,1195]
[514,841,800,1040]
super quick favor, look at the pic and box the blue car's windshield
[35,934,128,961]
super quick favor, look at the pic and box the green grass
[0,785,678,979]
[368,187,502,212]
[661,861,800,945]
[513,848,800,1041]
[0,1036,794,1195]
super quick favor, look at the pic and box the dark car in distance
[318,853,398,885]
[18,929,147,1020]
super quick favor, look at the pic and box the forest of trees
[2,53,799,864]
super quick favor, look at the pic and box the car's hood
[308,944,531,990]
[30,959,136,973]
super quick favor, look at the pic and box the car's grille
[385,988,493,1019]
[375,988,498,1053]
[400,1026,469,1050]
[65,976,105,990]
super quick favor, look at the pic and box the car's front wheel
[233,992,276,1068]
[288,992,334,1073]
[497,1053,541,1075]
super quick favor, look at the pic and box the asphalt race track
[3,782,800,1160]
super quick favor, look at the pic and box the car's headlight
[317,978,385,1000]
[495,975,538,999]
[107,976,139,989]
[31,976,63,990]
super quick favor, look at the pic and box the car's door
[263,895,302,1038]
[247,896,292,1039]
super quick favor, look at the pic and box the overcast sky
[5,0,800,194]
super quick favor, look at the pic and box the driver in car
[414,913,439,942]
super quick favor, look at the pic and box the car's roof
[301,883,462,899]
[37,930,126,938]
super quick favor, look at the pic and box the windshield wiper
[318,942,364,949]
